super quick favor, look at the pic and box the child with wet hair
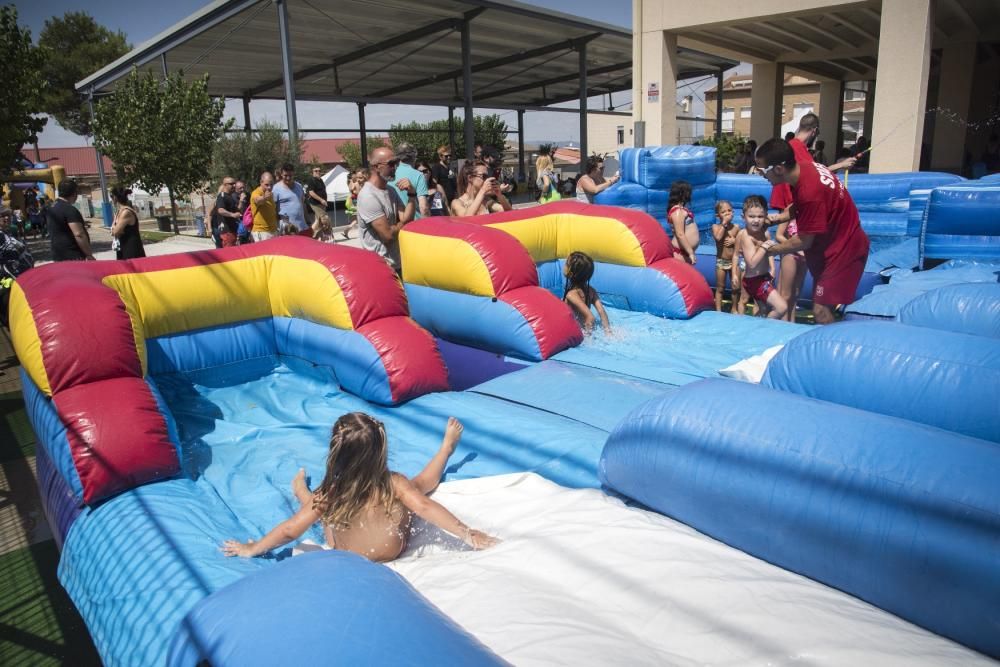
[736,195,787,320]
[222,413,498,563]
[711,200,741,313]
[563,251,611,334]
[667,179,699,265]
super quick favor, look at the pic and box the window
[793,102,814,121]
[740,106,752,119]
[722,107,735,133]
[616,126,625,145]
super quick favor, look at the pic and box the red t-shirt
[769,183,792,211]
[786,139,868,279]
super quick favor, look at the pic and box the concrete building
[588,101,699,158]
[633,0,1000,173]
[704,74,867,147]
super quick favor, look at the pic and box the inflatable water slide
[10,219,1000,665]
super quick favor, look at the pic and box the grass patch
[139,231,174,244]
[0,541,101,666]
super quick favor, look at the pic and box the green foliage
[93,68,227,206]
[699,134,748,172]
[210,120,306,186]
[0,6,46,175]
[37,11,130,137]
[387,114,509,163]
[338,136,387,171]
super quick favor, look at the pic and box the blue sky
[15,0,726,148]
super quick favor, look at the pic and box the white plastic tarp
[322,165,350,202]
[388,473,988,666]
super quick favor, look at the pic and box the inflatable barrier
[761,320,1000,442]
[10,238,449,504]
[600,378,1000,659]
[400,202,711,360]
[168,550,504,666]
[898,282,1000,338]
[921,184,1000,267]
[600,147,962,242]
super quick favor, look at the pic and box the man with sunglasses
[754,136,869,325]
[356,146,416,273]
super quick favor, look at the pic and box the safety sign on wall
[647,82,659,103]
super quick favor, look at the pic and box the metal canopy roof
[76,0,737,111]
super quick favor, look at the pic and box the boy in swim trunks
[711,200,742,313]
[736,195,787,320]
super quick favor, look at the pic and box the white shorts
[251,230,274,242]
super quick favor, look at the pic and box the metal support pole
[358,103,369,167]
[578,42,588,162]
[276,0,298,143]
[461,19,475,159]
[715,67,724,139]
[243,95,252,134]
[448,106,456,150]
[87,93,113,228]
[517,109,526,181]
[160,53,168,79]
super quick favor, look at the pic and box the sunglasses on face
[473,172,489,179]
[754,165,777,178]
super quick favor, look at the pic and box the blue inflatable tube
[898,282,1000,339]
[536,259,703,319]
[921,184,1000,267]
[599,378,1000,659]
[762,320,1000,442]
[167,550,505,666]
[405,283,543,360]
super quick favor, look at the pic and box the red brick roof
[32,146,113,177]
[35,136,387,176]
[300,137,386,165]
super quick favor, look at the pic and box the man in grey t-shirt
[356,146,417,272]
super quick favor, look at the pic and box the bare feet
[443,417,463,456]
[292,468,312,505]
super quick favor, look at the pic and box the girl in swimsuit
[775,217,807,322]
[222,413,499,563]
[667,180,700,265]
[563,251,611,334]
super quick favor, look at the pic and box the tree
[388,114,509,162]
[0,6,46,175]
[338,137,387,170]
[211,120,307,186]
[94,68,227,222]
[38,12,130,137]
[699,133,746,172]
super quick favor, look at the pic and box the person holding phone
[451,161,512,217]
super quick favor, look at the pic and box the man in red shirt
[754,137,870,324]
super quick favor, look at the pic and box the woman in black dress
[110,186,146,260]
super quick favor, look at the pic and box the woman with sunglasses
[416,160,451,217]
[451,161,512,217]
